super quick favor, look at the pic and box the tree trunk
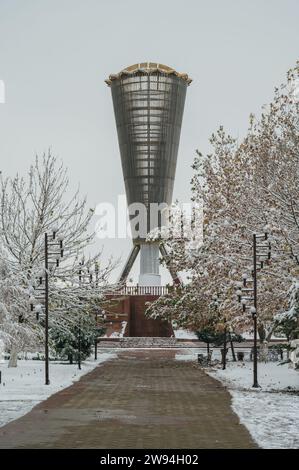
[260,341,268,362]
[229,334,236,361]
[8,346,18,367]
[222,327,227,370]
[0,340,5,364]
[207,341,210,355]
[266,328,274,342]
[258,324,266,343]
[68,354,73,365]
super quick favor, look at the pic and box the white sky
[0,0,298,282]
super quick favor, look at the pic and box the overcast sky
[0,0,298,282]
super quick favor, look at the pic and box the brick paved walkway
[0,350,257,449]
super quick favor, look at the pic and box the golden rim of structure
[105,62,192,86]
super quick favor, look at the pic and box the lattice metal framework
[107,65,189,237]
[106,63,190,284]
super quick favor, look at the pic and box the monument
[105,63,191,337]
[106,63,191,286]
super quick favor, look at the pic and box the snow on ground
[0,352,116,428]
[110,321,127,338]
[242,331,285,340]
[175,347,223,361]
[229,389,299,449]
[103,321,127,338]
[210,361,299,391]
[208,362,299,449]
[175,349,299,448]
[173,328,198,339]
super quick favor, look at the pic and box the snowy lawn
[173,328,198,339]
[175,347,224,361]
[103,321,127,338]
[0,352,116,428]
[208,361,299,449]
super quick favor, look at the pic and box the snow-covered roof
[105,62,192,86]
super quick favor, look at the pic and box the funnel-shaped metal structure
[106,63,191,285]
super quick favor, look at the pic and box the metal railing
[118,285,170,296]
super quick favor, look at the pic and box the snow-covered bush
[274,280,299,341]
[50,312,104,363]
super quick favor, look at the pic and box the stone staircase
[119,337,177,348]
[98,337,202,348]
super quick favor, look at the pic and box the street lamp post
[78,259,102,362]
[30,228,64,385]
[44,232,49,385]
[236,232,271,388]
[252,233,258,388]
[94,262,99,361]
[77,258,105,365]
[78,317,81,370]
[94,309,98,360]
[78,259,85,370]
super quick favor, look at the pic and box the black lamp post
[94,262,99,360]
[78,317,82,370]
[78,259,102,362]
[94,310,98,361]
[77,258,95,369]
[236,232,271,388]
[77,259,85,370]
[30,227,64,385]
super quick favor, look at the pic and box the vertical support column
[78,318,81,370]
[138,243,161,286]
[253,233,259,388]
[94,310,98,360]
[44,232,50,385]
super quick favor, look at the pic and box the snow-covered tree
[0,151,96,269]
[0,246,43,366]
[50,310,105,363]
[146,61,299,341]
[0,152,117,365]
[274,279,299,341]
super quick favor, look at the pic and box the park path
[0,350,257,449]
